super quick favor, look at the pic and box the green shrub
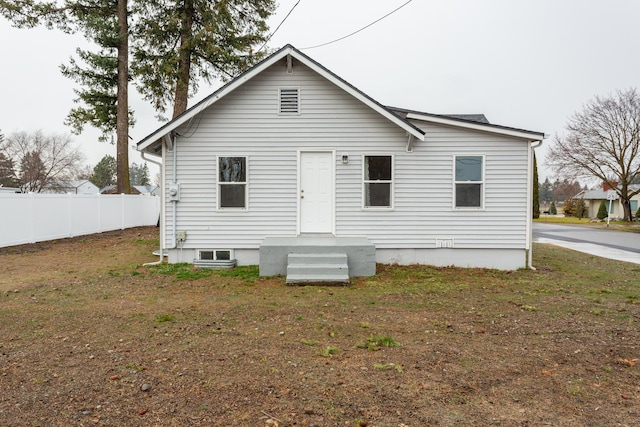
[550,201,557,215]
[636,207,640,221]
[597,201,608,220]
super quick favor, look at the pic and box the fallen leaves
[616,358,637,367]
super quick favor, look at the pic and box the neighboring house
[133,185,160,196]
[574,183,640,219]
[137,45,545,277]
[101,185,159,196]
[0,186,22,193]
[45,180,100,194]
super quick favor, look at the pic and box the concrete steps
[286,252,349,285]
[259,236,376,278]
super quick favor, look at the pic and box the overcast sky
[2,0,639,182]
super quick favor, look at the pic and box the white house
[575,183,640,219]
[137,45,545,278]
[0,186,21,193]
[101,185,159,196]
[45,180,100,195]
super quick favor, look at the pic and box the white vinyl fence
[0,193,160,248]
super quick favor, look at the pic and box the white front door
[299,151,334,233]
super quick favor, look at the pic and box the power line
[301,0,413,50]
[258,0,302,53]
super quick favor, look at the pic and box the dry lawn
[1,227,639,426]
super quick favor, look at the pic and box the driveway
[533,222,640,265]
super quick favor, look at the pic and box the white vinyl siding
[162,58,530,251]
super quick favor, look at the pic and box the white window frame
[453,154,485,210]
[198,249,233,261]
[362,154,394,210]
[217,155,248,211]
[278,86,300,115]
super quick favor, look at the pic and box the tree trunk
[622,198,632,221]
[172,0,194,119]
[116,0,131,194]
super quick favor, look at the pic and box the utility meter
[168,183,180,201]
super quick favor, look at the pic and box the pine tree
[139,162,150,186]
[1,0,277,192]
[0,129,19,187]
[0,151,20,188]
[1,0,131,193]
[131,0,275,118]
[597,200,608,220]
[90,154,117,189]
[129,162,150,186]
[540,177,553,203]
[549,201,557,215]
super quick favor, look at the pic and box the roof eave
[406,112,546,141]
[137,46,298,153]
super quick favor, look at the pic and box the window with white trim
[454,155,484,208]
[363,155,393,208]
[279,87,299,114]
[218,156,247,209]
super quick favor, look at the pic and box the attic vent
[279,87,299,114]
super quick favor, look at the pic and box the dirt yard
[1,227,639,426]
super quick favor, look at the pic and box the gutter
[141,151,164,266]
[527,138,545,270]
[171,133,178,249]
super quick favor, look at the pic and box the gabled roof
[137,44,426,154]
[133,185,159,194]
[577,184,640,200]
[388,107,546,141]
[389,107,490,125]
[48,179,96,189]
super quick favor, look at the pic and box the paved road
[533,222,640,264]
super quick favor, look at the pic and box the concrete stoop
[286,252,349,285]
[259,236,376,281]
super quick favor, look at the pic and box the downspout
[141,150,164,266]
[171,133,178,249]
[527,139,544,270]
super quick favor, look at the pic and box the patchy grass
[535,215,640,232]
[0,227,639,426]
[319,346,339,358]
[535,216,593,224]
[358,335,400,351]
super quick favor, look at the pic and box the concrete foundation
[259,236,376,277]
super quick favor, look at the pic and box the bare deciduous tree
[3,130,85,193]
[547,88,640,221]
